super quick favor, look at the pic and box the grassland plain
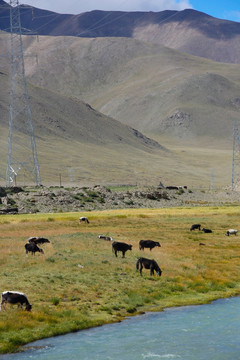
[1,206,240,353]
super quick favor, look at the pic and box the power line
[75,9,180,37]
[6,0,41,186]
[1,4,181,39]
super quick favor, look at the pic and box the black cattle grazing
[79,217,89,224]
[28,237,50,245]
[98,235,113,241]
[112,241,132,258]
[0,291,32,311]
[25,243,44,256]
[136,257,162,276]
[190,224,201,231]
[199,242,206,246]
[139,240,161,251]
[202,228,212,233]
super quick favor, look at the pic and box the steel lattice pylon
[6,0,41,186]
[232,120,240,191]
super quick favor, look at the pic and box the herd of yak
[0,217,238,312]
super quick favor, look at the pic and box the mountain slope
[1,1,240,63]
[0,31,238,186]
[0,68,168,185]
[133,9,240,64]
[0,67,162,149]
[10,34,240,140]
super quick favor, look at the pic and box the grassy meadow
[1,206,240,353]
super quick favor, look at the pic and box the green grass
[1,206,240,353]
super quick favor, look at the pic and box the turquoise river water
[1,296,240,360]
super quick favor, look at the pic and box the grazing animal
[79,217,89,224]
[28,237,50,245]
[166,186,187,190]
[199,242,206,246]
[202,228,212,233]
[190,224,201,231]
[226,229,238,236]
[98,235,113,241]
[25,243,44,256]
[112,241,132,258]
[139,240,161,251]
[136,257,162,276]
[0,291,32,311]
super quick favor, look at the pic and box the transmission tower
[232,120,240,191]
[6,0,41,186]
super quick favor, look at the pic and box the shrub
[51,297,60,306]
[86,190,99,198]
[0,187,6,197]
[33,208,39,213]
[83,197,94,203]
[126,306,136,313]
[7,197,17,206]
[124,200,134,205]
[177,189,185,195]
[72,195,81,200]
[162,191,169,200]
[9,335,24,346]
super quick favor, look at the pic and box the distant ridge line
[1,2,240,63]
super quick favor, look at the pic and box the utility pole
[232,120,240,191]
[6,0,41,186]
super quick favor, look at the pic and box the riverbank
[1,206,240,353]
[5,297,240,360]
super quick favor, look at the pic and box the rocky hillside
[0,185,238,214]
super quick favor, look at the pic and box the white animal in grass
[226,229,238,236]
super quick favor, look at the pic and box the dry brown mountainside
[0,3,239,187]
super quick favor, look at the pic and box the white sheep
[226,229,238,236]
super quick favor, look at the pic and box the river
[1,297,240,360]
